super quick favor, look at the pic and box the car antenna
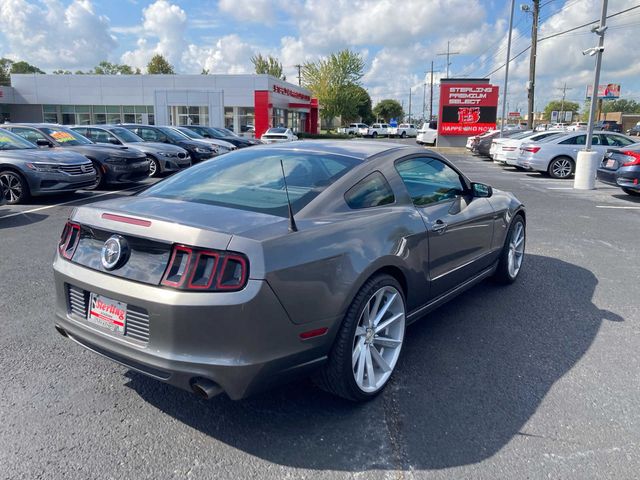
[279,159,298,232]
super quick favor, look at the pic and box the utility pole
[575,0,608,190]
[428,61,440,121]
[422,78,427,123]
[294,64,302,86]
[557,82,574,123]
[500,0,516,136]
[525,0,540,129]
[408,88,412,123]
[437,41,460,79]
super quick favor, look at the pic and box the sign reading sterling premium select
[438,82,499,136]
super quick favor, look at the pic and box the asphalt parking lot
[1,140,639,479]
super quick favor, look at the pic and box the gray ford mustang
[53,141,526,401]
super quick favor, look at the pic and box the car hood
[122,142,187,154]
[194,138,235,149]
[0,148,89,163]
[60,145,146,159]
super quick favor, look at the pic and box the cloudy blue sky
[1,0,638,115]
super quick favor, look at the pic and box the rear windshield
[141,149,360,217]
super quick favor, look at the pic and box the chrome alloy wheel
[148,158,157,177]
[551,158,573,178]
[0,172,23,203]
[352,286,405,393]
[508,221,525,278]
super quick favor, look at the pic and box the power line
[482,4,640,78]
[437,41,460,78]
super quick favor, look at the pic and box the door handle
[432,220,447,234]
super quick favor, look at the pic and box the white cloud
[0,0,116,69]
[218,0,277,24]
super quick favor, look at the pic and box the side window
[605,134,634,147]
[345,172,395,209]
[74,128,88,137]
[560,135,583,145]
[395,157,465,207]
[11,127,48,145]
[138,128,159,142]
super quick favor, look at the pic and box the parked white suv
[416,121,438,145]
[491,130,564,165]
[567,122,588,132]
[388,123,418,138]
[365,123,389,138]
[516,131,637,178]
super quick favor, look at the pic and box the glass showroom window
[61,105,75,125]
[106,106,121,124]
[272,108,287,129]
[92,105,106,124]
[147,105,154,125]
[225,107,233,129]
[43,105,59,123]
[75,105,91,125]
[237,107,254,133]
[169,105,209,126]
[123,106,140,124]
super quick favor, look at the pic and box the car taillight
[621,150,640,166]
[58,221,81,259]
[523,146,541,153]
[161,245,248,292]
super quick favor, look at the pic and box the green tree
[302,49,366,129]
[0,58,45,85]
[146,54,175,74]
[543,100,580,121]
[53,69,72,75]
[93,61,137,75]
[601,99,640,114]
[201,68,210,75]
[250,53,285,80]
[373,99,404,123]
[341,84,374,123]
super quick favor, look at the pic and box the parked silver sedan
[53,141,526,401]
[516,131,637,178]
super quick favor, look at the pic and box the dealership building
[0,74,318,138]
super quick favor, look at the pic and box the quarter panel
[262,207,429,325]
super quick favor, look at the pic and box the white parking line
[595,205,640,210]
[0,185,144,220]
[547,187,574,190]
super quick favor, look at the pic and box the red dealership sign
[438,83,499,136]
[272,84,311,102]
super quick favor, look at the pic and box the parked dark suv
[4,124,149,189]
[71,125,191,177]
[120,124,217,163]
[184,126,260,148]
[594,121,622,133]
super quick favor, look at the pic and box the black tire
[493,215,526,284]
[315,274,406,402]
[372,132,378,138]
[147,156,161,178]
[547,156,574,179]
[85,161,104,190]
[0,169,30,204]
[400,131,407,138]
[622,188,640,197]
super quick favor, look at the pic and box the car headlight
[25,162,60,172]
[195,147,211,154]
[217,147,229,154]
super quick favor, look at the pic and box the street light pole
[500,0,516,137]
[574,0,608,190]
[526,0,540,130]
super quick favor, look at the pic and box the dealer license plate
[87,293,127,335]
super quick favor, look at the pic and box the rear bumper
[598,165,640,190]
[516,155,548,171]
[53,256,334,399]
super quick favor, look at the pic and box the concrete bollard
[573,150,600,190]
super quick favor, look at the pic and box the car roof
[255,140,412,160]
[8,123,68,128]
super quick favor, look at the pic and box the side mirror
[36,138,52,147]
[471,182,493,198]
[108,137,121,145]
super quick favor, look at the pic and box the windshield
[215,128,239,138]
[176,127,205,139]
[141,149,360,217]
[0,130,36,150]
[266,128,288,134]
[41,127,93,146]
[158,127,191,142]
[110,127,143,143]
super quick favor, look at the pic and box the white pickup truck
[416,121,438,145]
[365,123,389,138]
[338,123,368,135]
[388,123,418,138]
